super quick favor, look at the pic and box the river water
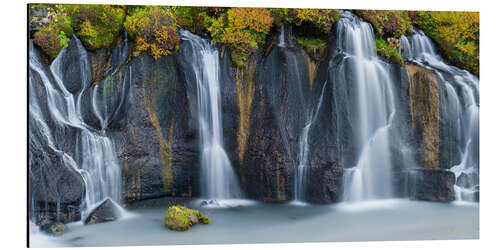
[29,199,478,247]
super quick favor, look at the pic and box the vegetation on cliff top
[124,6,180,59]
[411,11,479,75]
[203,7,274,68]
[354,10,479,75]
[272,8,339,61]
[164,205,210,231]
[31,5,479,75]
[271,8,339,35]
[375,37,404,65]
[354,10,411,65]
[64,4,125,51]
[33,13,73,60]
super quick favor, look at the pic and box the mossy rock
[164,205,210,231]
[199,215,210,224]
[41,222,68,236]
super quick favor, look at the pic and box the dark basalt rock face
[238,45,312,202]
[456,172,479,189]
[85,198,120,225]
[109,53,200,202]
[57,37,92,94]
[408,168,456,202]
[473,185,480,202]
[305,164,343,203]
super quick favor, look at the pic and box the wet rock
[55,37,92,94]
[41,222,68,236]
[391,170,409,198]
[473,191,479,202]
[456,172,479,189]
[84,198,121,225]
[164,206,209,231]
[456,173,469,188]
[408,168,455,202]
[29,43,86,225]
[305,164,343,203]
[110,52,200,202]
[199,216,210,224]
[473,185,480,202]
[405,65,440,169]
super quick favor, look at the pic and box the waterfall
[180,30,241,199]
[29,37,124,221]
[278,23,286,47]
[338,11,397,201]
[402,30,480,202]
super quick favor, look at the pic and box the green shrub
[63,4,125,51]
[124,6,180,59]
[270,8,339,37]
[375,38,403,65]
[171,6,207,33]
[230,51,248,69]
[33,14,73,60]
[292,36,327,58]
[291,8,339,35]
[203,7,273,68]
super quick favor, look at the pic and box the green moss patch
[164,205,210,231]
[64,5,125,51]
[292,36,327,59]
[375,38,403,65]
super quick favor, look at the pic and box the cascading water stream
[337,11,397,202]
[278,23,286,47]
[180,30,241,200]
[29,37,124,221]
[294,80,327,202]
[401,30,480,202]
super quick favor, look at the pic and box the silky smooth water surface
[30,199,478,247]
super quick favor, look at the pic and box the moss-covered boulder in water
[41,222,68,236]
[164,206,209,231]
[199,215,210,224]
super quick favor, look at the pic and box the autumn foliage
[203,7,273,67]
[33,14,73,59]
[124,6,180,59]
[412,11,479,75]
[31,5,479,75]
[64,4,125,51]
[354,10,479,74]
[354,10,413,38]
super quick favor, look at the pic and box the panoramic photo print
[28,3,479,247]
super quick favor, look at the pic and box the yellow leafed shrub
[124,6,180,59]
